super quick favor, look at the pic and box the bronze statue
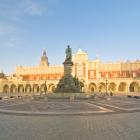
[65,45,72,61]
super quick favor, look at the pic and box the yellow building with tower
[0,48,140,95]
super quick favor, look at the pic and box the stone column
[63,61,73,77]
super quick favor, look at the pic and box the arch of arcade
[0,48,140,95]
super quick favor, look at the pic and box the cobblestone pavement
[92,96,140,112]
[0,96,140,140]
[0,95,140,115]
[0,101,113,116]
[0,112,140,140]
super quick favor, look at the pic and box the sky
[0,0,140,74]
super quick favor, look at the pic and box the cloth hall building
[0,48,140,95]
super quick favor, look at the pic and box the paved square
[0,96,140,140]
[0,100,112,114]
[95,96,140,111]
[0,96,140,115]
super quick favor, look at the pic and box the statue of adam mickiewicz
[65,45,72,61]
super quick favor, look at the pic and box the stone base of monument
[54,75,81,93]
[47,93,91,100]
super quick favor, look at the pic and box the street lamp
[44,81,47,95]
[105,79,109,96]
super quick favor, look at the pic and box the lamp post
[105,79,108,96]
[44,81,47,95]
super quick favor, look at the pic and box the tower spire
[40,49,49,66]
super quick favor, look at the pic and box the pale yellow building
[0,49,140,95]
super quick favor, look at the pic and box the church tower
[40,50,49,66]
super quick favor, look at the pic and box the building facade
[0,48,140,95]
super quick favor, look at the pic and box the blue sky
[0,0,140,74]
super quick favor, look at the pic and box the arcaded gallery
[0,48,140,94]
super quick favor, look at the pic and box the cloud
[23,0,45,16]
[0,0,45,49]
[0,23,17,35]
[3,37,18,48]
[0,0,60,48]
[0,0,45,20]
[0,22,22,49]
[0,36,21,49]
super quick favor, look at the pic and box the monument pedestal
[55,60,81,93]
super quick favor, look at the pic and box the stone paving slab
[0,96,140,116]
[0,96,140,140]
[94,97,140,111]
[0,100,113,116]
[0,112,140,140]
